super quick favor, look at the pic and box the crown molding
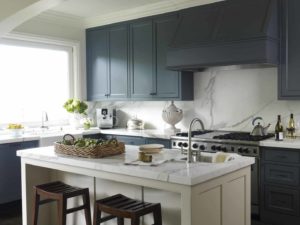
[33,9,84,28]
[84,0,223,28]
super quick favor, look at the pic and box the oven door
[251,157,260,216]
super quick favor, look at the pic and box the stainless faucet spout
[41,111,49,129]
[187,118,205,163]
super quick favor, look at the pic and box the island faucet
[187,118,205,163]
[41,111,49,129]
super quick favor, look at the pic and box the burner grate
[213,132,274,141]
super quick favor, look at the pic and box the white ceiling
[52,0,168,18]
[47,0,222,28]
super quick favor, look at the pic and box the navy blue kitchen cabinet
[86,28,109,100]
[145,138,171,149]
[86,14,193,101]
[278,0,300,99]
[260,147,300,225]
[154,15,193,99]
[86,24,129,101]
[83,133,171,147]
[0,141,38,204]
[130,20,154,99]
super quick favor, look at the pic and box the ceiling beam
[0,0,66,37]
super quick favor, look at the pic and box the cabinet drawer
[264,164,299,186]
[263,149,300,163]
[265,185,299,216]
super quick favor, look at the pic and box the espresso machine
[96,108,116,128]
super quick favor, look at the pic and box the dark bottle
[275,115,284,141]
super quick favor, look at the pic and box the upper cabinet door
[86,29,109,101]
[130,20,154,98]
[109,25,129,99]
[279,0,300,99]
[154,14,180,98]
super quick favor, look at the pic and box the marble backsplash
[88,66,300,134]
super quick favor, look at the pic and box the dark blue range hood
[167,0,279,71]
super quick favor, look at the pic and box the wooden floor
[0,200,268,225]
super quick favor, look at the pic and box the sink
[178,152,240,163]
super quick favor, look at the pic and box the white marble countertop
[98,128,172,139]
[259,137,300,149]
[4,125,300,150]
[0,127,171,144]
[17,145,254,186]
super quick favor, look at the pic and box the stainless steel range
[171,130,274,217]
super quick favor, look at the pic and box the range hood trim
[167,0,279,71]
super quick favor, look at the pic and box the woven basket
[54,141,125,158]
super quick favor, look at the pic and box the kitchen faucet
[41,111,49,129]
[187,118,205,163]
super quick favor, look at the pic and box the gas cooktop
[213,132,274,142]
[172,130,274,145]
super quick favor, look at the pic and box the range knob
[238,147,243,153]
[243,148,249,154]
[221,147,227,152]
[211,145,216,151]
[178,142,183,147]
[216,146,222,151]
[192,143,199,149]
[200,145,206,150]
[182,143,188,148]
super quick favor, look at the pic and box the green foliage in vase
[63,99,88,115]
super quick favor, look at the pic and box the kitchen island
[17,145,254,225]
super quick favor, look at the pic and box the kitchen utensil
[251,117,270,136]
[127,117,144,130]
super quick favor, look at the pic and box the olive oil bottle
[275,115,284,141]
[286,113,296,138]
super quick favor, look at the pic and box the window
[0,38,74,125]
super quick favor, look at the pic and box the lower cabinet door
[265,185,299,216]
[264,164,299,186]
[0,141,38,204]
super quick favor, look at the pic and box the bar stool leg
[153,205,162,225]
[82,191,92,225]
[117,217,124,225]
[32,189,40,225]
[131,216,140,225]
[93,202,100,225]
[57,197,67,225]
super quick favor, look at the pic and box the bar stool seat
[93,194,162,225]
[32,181,92,225]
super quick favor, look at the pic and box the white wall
[92,66,300,133]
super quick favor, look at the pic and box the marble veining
[89,66,300,135]
[17,145,254,186]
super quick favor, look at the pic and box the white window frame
[2,31,81,99]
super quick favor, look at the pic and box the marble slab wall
[88,66,300,133]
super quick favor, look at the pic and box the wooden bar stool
[93,194,162,225]
[32,181,92,225]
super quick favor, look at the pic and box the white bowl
[8,128,24,137]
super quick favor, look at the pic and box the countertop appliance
[96,108,116,129]
[171,130,274,217]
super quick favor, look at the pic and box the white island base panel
[19,147,252,225]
